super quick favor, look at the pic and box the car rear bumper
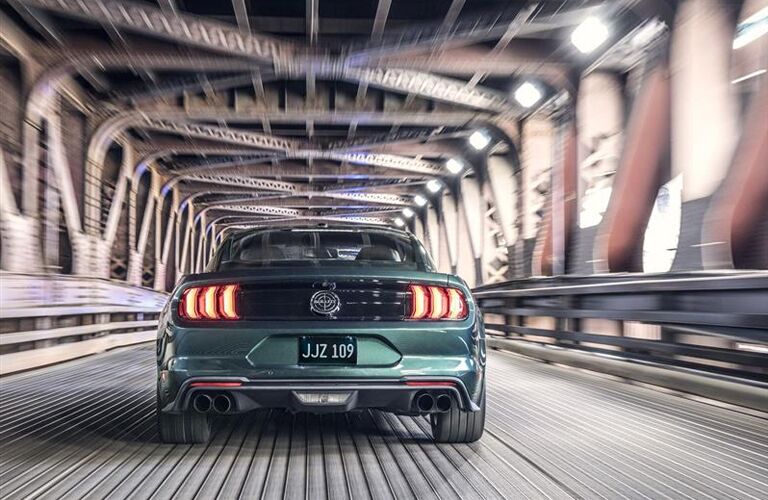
[161,376,480,415]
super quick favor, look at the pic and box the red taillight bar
[405,381,456,387]
[407,284,468,320]
[189,382,243,388]
[179,284,241,320]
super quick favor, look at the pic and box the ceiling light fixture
[426,179,443,193]
[514,82,542,108]
[393,217,405,227]
[468,130,491,150]
[571,17,609,54]
[414,194,428,207]
[402,207,415,218]
[445,158,464,174]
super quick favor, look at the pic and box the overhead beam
[372,0,392,41]
[23,0,296,63]
[343,2,605,63]
[339,68,516,112]
[168,160,435,180]
[232,0,250,34]
[306,0,319,45]
[140,118,306,151]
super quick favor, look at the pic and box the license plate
[298,336,357,364]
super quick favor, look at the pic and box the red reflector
[405,381,456,387]
[189,382,243,388]
[179,283,240,321]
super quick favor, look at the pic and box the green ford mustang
[156,225,486,443]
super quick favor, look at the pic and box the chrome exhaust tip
[192,393,212,413]
[212,394,233,414]
[435,394,452,413]
[416,393,435,413]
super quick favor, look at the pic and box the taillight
[179,284,240,320]
[408,284,468,320]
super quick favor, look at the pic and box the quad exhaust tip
[193,393,212,413]
[193,393,234,414]
[213,394,233,414]
[435,394,452,412]
[415,392,453,413]
[416,393,435,412]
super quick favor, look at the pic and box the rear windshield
[213,228,431,270]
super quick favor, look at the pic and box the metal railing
[474,272,768,382]
[0,272,168,374]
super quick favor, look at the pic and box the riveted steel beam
[312,152,444,175]
[208,205,302,217]
[340,68,515,112]
[23,0,297,63]
[182,174,298,192]
[320,192,411,206]
[140,119,306,151]
[169,159,433,180]
[324,128,465,152]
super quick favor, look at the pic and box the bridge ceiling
[3,0,650,226]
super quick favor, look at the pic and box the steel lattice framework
[23,0,296,63]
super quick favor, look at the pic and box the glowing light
[731,69,766,84]
[446,158,464,174]
[393,217,405,227]
[571,17,609,54]
[414,194,428,207]
[426,179,443,193]
[514,82,542,108]
[468,130,491,150]
[733,7,768,49]
[402,207,415,218]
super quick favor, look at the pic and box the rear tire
[430,386,485,443]
[157,390,211,444]
[158,410,211,444]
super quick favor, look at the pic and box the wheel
[157,390,211,444]
[158,410,211,444]
[430,386,485,443]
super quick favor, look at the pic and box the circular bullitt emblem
[310,290,341,316]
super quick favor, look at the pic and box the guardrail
[474,271,768,410]
[0,272,168,374]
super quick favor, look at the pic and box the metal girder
[219,216,389,233]
[170,160,433,180]
[23,0,296,63]
[377,45,569,85]
[129,121,444,175]
[343,3,538,61]
[182,174,298,192]
[371,0,392,41]
[232,0,250,34]
[297,152,444,175]
[341,68,515,112]
[204,198,402,209]
[140,119,306,151]
[343,3,610,63]
[97,110,484,139]
[324,128,463,152]
[208,205,302,217]
[305,192,411,206]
